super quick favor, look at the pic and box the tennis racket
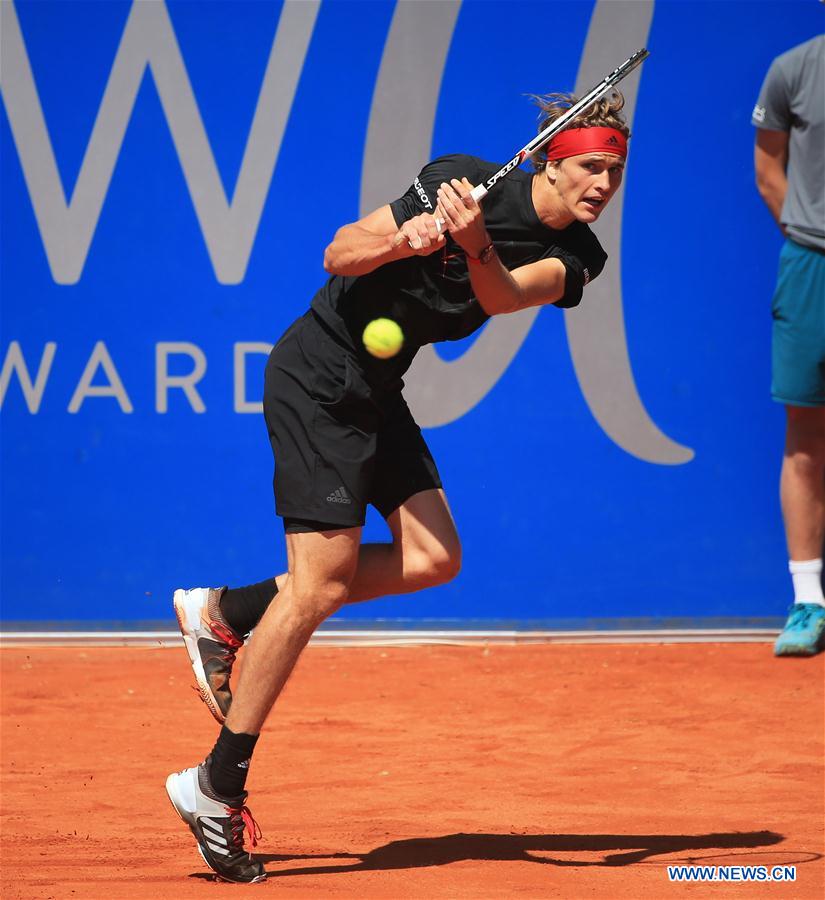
[405,48,649,246]
[466,48,649,205]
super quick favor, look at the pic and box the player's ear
[545,160,560,184]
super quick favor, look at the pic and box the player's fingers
[449,178,473,208]
[450,178,471,202]
[413,219,434,249]
[410,229,444,253]
[433,204,451,235]
[436,184,450,209]
[437,185,461,225]
[423,215,441,241]
[459,178,478,207]
[440,181,462,204]
[443,181,472,223]
[402,223,423,250]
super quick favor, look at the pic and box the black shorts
[263,311,442,528]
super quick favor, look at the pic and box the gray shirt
[752,35,825,251]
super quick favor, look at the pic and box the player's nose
[593,170,611,194]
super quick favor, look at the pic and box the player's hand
[435,178,490,258]
[391,213,446,256]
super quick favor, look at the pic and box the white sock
[789,559,825,607]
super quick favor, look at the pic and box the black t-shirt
[310,154,607,383]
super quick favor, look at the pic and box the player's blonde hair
[530,90,630,171]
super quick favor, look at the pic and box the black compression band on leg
[208,725,259,798]
[220,578,278,636]
[283,516,347,534]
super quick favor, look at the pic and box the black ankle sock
[209,725,259,798]
[220,577,279,636]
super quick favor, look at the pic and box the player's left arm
[467,251,569,315]
[437,177,569,315]
[323,204,444,276]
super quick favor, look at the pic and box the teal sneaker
[774,603,825,657]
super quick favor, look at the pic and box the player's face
[548,153,625,223]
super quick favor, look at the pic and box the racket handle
[414,183,483,244]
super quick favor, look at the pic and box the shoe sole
[173,589,227,725]
[774,643,822,657]
[165,772,266,885]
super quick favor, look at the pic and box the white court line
[0,629,780,648]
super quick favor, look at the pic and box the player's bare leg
[176,489,461,722]
[781,406,825,559]
[348,489,462,600]
[225,491,461,731]
[249,489,462,602]
[775,405,825,656]
[166,530,360,884]
[225,527,361,734]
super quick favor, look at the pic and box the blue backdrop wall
[2,0,822,628]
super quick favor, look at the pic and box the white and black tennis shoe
[166,760,265,884]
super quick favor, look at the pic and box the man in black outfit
[166,92,630,883]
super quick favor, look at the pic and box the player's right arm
[323,205,444,276]
[754,129,789,229]
[752,57,790,232]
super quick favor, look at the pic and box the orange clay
[1,643,822,898]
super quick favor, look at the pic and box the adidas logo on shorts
[326,486,351,504]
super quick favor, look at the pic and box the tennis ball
[362,318,404,359]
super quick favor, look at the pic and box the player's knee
[414,541,462,587]
[288,579,349,629]
[786,410,825,463]
[434,547,462,585]
[808,432,825,467]
[786,437,825,475]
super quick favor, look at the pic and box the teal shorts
[771,239,825,407]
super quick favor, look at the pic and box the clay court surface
[1,642,823,898]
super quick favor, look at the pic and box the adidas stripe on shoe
[166,761,265,884]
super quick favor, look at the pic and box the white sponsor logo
[0,0,320,284]
[0,341,274,415]
[484,155,521,190]
[2,0,694,466]
[752,104,766,123]
[414,177,433,210]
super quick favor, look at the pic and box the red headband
[545,127,627,161]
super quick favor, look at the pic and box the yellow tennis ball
[362,318,404,359]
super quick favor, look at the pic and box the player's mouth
[581,196,605,211]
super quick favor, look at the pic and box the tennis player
[166,91,630,883]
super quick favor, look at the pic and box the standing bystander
[752,34,825,656]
